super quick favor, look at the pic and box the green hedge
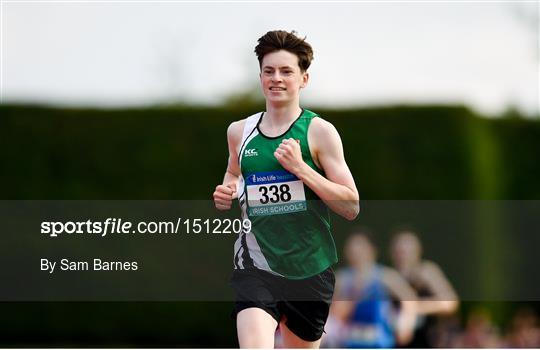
[2,104,539,199]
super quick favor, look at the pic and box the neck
[353,261,375,274]
[264,103,302,126]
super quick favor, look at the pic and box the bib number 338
[246,170,307,216]
[258,184,291,204]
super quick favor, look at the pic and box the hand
[274,138,304,175]
[213,182,237,210]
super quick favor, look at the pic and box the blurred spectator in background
[503,307,540,348]
[390,230,459,347]
[452,308,501,347]
[427,314,462,348]
[322,229,417,348]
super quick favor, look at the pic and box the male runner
[213,30,359,348]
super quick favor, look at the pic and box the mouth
[269,87,286,91]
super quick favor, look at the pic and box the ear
[301,72,309,88]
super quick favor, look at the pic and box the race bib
[246,170,307,216]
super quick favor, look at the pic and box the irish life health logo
[244,148,258,157]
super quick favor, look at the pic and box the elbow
[344,200,360,221]
[442,300,459,314]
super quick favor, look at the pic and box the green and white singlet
[234,109,337,279]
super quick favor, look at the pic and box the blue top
[338,265,395,348]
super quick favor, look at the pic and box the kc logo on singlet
[244,148,258,157]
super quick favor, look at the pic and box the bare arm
[415,261,459,315]
[213,120,244,210]
[274,118,359,220]
[382,267,418,346]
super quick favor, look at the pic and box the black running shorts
[230,267,335,342]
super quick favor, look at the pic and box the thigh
[237,307,279,348]
[279,267,335,343]
[280,300,331,343]
[230,269,282,348]
[280,317,322,349]
[230,269,281,321]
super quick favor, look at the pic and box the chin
[266,96,286,102]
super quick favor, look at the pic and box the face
[390,232,422,268]
[345,234,376,267]
[260,50,308,106]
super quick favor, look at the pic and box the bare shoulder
[381,265,402,281]
[308,116,342,155]
[227,119,245,136]
[381,266,417,299]
[227,119,246,146]
[310,116,339,137]
[419,260,444,278]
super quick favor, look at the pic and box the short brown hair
[254,30,314,72]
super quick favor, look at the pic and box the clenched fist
[213,182,237,210]
[274,138,304,175]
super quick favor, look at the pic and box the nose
[271,71,282,82]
